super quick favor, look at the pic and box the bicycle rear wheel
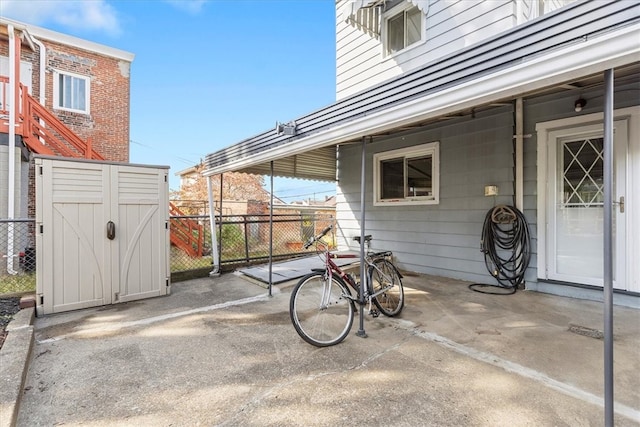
[368,259,404,316]
[289,272,354,347]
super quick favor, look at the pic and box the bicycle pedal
[369,309,380,318]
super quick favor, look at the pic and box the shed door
[36,158,169,315]
[112,165,169,303]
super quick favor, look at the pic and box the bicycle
[289,225,404,347]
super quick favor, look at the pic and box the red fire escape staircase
[0,79,104,160]
[169,202,205,258]
[0,80,104,160]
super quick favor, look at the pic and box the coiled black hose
[469,205,531,295]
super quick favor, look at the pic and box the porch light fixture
[276,121,297,136]
[574,98,587,112]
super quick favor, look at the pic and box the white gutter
[7,25,18,275]
[202,22,640,176]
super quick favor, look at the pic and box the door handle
[107,221,116,240]
[614,196,624,213]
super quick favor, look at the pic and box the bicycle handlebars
[303,225,333,249]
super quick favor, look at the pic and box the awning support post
[218,173,224,268]
[206,174,220,277]
[603,68,614,427]
[356,136,367,338]
[268,161,274,297]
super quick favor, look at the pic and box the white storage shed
[34,156,170,315]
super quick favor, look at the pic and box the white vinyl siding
[336,106,514,284]
[336,0,575,100]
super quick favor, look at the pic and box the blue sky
[2,0,338,200]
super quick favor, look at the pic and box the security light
[574,98,586,112]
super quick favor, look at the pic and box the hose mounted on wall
[470,205,531,295]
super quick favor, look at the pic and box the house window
[53,71,90,113]
[373,142,439,206]
[385,4,422,56]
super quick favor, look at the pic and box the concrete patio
[6,271,640,426]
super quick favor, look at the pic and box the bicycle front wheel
[290,272,354,347]
[368,259,404,316]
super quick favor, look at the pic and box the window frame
[373,141,440,206]
[52,70,90,114]
[382,2,424,57]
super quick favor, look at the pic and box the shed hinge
[39,225,43,234]
[40,295,44,305]
[165,222,169,230]
[39,166,43,175]
[166,278,170,287]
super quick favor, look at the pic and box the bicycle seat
[353,235,372,244]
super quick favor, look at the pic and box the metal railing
[0,219,36,296]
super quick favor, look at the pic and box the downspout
[7,25,18,274]
[206,174,220,276]
[33,34,47,141]
[515,98,524,211]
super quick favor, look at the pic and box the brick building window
[53,70,90,113]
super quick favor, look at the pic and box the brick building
[0,17,134,219]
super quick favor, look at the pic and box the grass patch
[170,246,213,272]
[0,273,36,297]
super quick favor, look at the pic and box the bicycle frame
[315,242,396,304]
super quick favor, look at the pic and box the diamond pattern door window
[562,137,604,207]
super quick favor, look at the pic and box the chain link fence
[0,219,36,296]
[0,213,337,294]
[170,213,335,277]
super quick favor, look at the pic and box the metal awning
[340,0,384,36]
[339,0,430,36]
[225,146,336,182]
[202,1,640,181]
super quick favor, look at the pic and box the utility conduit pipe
[33,33,47,144]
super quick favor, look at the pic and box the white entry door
[546,121,627,288]
[36,157,170,315]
